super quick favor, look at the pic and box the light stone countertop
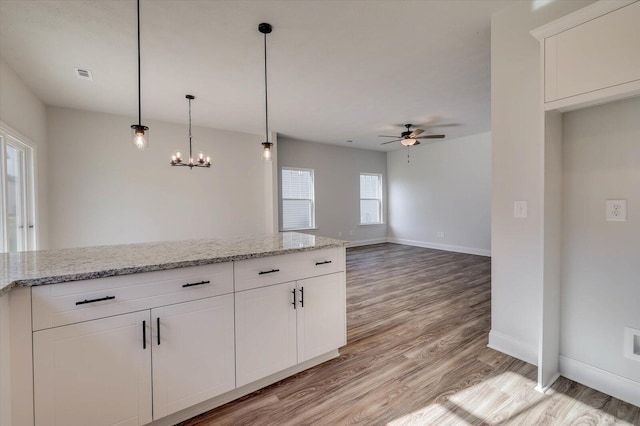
[0,232,346,297]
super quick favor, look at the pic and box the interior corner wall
[46,106,269,249]
[386,132,492,256]
[489,0,595,364]
[0,57,49,249]
[277,138,387,244]
[560,97,640,384]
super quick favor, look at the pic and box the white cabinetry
[32,263,236,426]
[235,282,298,386]
[151,295,235,419]
[33,311,153,426]
[297,273,347,363]
[535,0,640,110]
[234,248,346,387]
[25,246,346,426]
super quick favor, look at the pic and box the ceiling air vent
[74,68,94,81]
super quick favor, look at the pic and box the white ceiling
[0,0,510,151]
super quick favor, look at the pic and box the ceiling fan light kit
[170,95,211,169]
[130,0,149,150]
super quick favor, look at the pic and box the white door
[297,273,346,363]
[0,132,35,252]
[33,311,152,426]
[235,282,297,386]
[151,294,235,419]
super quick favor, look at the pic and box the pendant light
[259,22,273,161]
[170,95,211,169]
[130,0,149,149]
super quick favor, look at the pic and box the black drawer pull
[292,288,297,309]
[142,320,146,350]
[259,269,280,275]
[157,317,161,345]
[75,295,115,305]
[315,260,332,265]
[299,287,304,308]
[182,280,211,288]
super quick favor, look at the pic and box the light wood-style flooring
[180,243,640,425]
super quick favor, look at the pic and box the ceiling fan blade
[410,129,424,137]
[413,141,421,146]
[416,135,445,139]
[381,139,401,145]
[378,135,401,138]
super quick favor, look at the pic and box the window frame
[280,167,316,231]
[359,173,384,226]
[0,123,37,252]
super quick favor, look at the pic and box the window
[281,168,315,230]
[0,127,36,253]
[360,173,383,225]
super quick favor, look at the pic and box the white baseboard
[388,237,491,257]
[559,355,640,407]
[347,238,388,248]
[488,330,538,366]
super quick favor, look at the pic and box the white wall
[561,97,640,383]
[489,0,595,364]
[47,106,272,249]
[387,132,491,256]
[0,58,49,249]
[277,138,387,244]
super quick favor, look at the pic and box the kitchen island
[0,232,347,426]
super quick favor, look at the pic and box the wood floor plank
[179,243,639,426]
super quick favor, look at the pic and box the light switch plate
[606,199,627,222]
[514,201,528,219]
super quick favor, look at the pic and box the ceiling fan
[379,124,445,146]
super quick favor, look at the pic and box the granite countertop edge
[0,236,346,297]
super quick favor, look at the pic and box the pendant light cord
[263,32,269,143]
[137,0,142,126]
[188,97,193,160]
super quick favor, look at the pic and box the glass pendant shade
[262,142,272,161]
[131,125,149,150]
[401,138,417,146]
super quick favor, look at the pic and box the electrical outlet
[349,230,353,236]
[606,199,627,222]
[338,231,342,237]
[436,232,445,239]
[624,327,640,361]
[514,201,528,219]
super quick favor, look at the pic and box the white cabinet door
[151,294,235,419]
[235,282,297,386]
[297,273,346,363]
[33,311,152,426]
[548,1,640,101]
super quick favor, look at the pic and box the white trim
[530,0,636,40]
[387,237,491,257]
[544,80,640,113]
[559,355,640,407]
[347,238,388,248]
[488,330,538,366]
[535,373,561,393]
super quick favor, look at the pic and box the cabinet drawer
[32,262,233,331]
[234,248,344,292]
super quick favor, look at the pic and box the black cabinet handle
[157,317,161,345]
[259,269,280,275]
[299,287,304,308]
[142,320,146,350]
[76,295,115,305]
[315,260,332,265]
[182,280,210,288]
[292,288,296,309]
